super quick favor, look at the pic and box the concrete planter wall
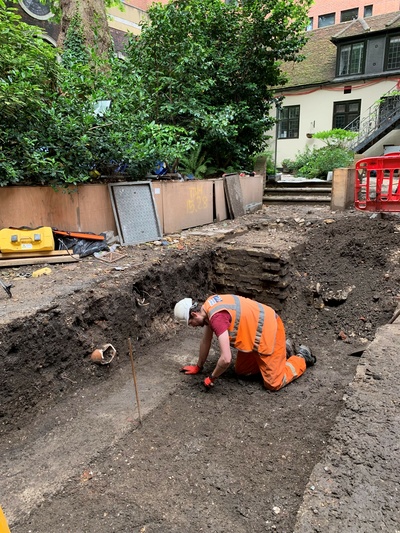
[240,174,264,213]
[0,184,117,236]
[152,180,214,234]
[0,175,263,238]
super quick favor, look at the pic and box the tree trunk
[57,0,112,57]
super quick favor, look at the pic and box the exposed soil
[1,204,400,532]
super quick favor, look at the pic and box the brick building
[308,0,399,30]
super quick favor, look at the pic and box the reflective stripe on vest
[204,294,277,354]
[254,302,265,352]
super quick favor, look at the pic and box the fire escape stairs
[346,83,400,154]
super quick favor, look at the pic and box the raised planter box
[0,175,263,238]
[0,184,117,236]
[152,180,214,234]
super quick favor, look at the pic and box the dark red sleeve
[209,310,232,338]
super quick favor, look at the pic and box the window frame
[385,34,400,71]
[318,13,335,28]
[337,40,366,77]
[19,0,53,20]
[278,105,300,139]
[364,5,373,17]
[332,99,361,130]
[340,8,359,23]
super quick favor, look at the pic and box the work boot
[297,345,316,367]
[286,338,295,359]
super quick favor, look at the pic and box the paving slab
[294,313,400,533]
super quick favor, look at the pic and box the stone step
[266,182,332,189]
[266,178,332,188]
[265,187,331,194]
[263,195,331,203]
[263,179,332,204]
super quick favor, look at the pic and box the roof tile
[280,12,400,89]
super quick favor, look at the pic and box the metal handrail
[345,82,400,150]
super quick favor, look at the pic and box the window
[386,35,400,70]
[379,95,400,125]
[307,17,313,31]
[364,5,373,17]
[333,100,361,130]
[19,0,53,20]
[318,13,335,28]
[340,8,358,23]
[338,42,365,76]
[278,106,300,139]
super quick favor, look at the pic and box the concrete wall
[107,3,147,37]
[154,180,214,234]
[331,167,356,210]
[213,179,229,222]
[0,184,117,235]
[241,175,265,213]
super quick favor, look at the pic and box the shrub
[283,129,356,179]
[297,146,354,179]
[312,128,357,148]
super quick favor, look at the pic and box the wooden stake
[128,337,142,425]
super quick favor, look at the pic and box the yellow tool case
[0,226,55,253]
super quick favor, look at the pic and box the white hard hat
[174,298,193,325]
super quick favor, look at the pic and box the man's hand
[203,376,215,389]
[180,364,202,375]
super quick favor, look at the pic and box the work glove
[180,364,202,375]
[203,376,216,389]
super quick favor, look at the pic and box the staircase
[263,178,332,204]
[346,83,400,153]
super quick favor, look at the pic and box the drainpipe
[273,97,284,178]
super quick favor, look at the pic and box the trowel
[0,278,13,298]
[341,342,370,357]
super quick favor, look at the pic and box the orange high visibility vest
[203,294,278,355]
[0,505,10,533]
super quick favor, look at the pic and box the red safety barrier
[355,152,400,212]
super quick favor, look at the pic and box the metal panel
[108,182,162,245]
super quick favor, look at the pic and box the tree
[57,0,117,58]
[0,1,193,186]
[9,0,123,56]
[0,0,58,183]
[0,0,313,185]
[126,0,312,172]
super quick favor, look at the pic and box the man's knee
[263,380,284,392]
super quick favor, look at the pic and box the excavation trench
[1,207,399,532]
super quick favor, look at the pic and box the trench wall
[0,251,215,433]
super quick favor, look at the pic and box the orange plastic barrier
[355,152,400,212]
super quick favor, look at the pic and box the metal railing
[345,82,400,151]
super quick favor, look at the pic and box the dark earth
[1,204,400,532]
